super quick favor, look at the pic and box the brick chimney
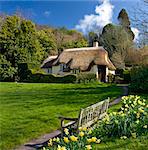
[93,41,99,47]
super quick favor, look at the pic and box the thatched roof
[41,55,58,68]
[42,47,116,70]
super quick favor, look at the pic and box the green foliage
[0,55,16,81]
[93,95,147,139]
[99,24,133,69]
[118,9,134,40]
[76,73,97,83]
[0,15,43,67]
[123,69,131,83]
[107,73,115,83]
[27,73,77,83]
[18,63,31,81]
[130,66,148,93]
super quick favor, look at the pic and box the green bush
[123,69,131,83]
[92,95,148,140]
[76,73,97,83]
[130,66,148,93]
[107,73,115,83]
[27,73,77,83]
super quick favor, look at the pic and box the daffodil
[79,131,84,137]
[91,137,97,142]
[64,128,69,135]
[56,137,60,142]
[48,139,53,147]
[86,145,92,150]
[131,132,136,138]
[96,139,101,144]
[143,125,147,129]
[78,127,83,131]
[57,145,66,150]
[87,138,92,143]
[138,108,144,113]
[63,137,69,143]
[70,135,78,142]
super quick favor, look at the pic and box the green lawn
[0,82,122,150]
[94,136,148,150]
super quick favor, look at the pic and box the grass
[0,82,122,150]
[94,136,148,150]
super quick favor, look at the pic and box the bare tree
[132,0,148,46]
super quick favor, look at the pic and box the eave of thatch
[41,55,58,68]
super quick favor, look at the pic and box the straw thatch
[41,55,58,68]
[42,47,116,71]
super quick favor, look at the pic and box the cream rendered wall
[52,66,61,74]
[90,65,99,79]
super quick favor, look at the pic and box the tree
[132,0,148,46]
[118,9,135,40]
[0,15,43,68]
[99,24,133,69]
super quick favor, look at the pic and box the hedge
[23,72,97,84]
[26,73,77,83]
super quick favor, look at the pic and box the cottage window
[73,69,80,74]
[48,68,52,74]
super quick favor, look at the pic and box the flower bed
[43,95,148,150]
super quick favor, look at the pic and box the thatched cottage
[41,43,116,82]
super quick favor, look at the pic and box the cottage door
[97,65,106,82]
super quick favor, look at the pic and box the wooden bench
[59,98,110,131]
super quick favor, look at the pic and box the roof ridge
[64,46,104,52]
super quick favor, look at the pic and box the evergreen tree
[118,9,135,40]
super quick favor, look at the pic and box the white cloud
[131,27,139,41]
[75,0,114,34]
[44,11,51,17]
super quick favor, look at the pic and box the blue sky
[0,0,144,36]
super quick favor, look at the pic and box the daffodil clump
[92,95,148,139]
[43,127,101,150]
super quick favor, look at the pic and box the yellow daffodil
[138,100,143,105]
[82,127,87,131]
[120,136,127,140]
[64,128,69,135]
[125,104,128,108]
[57,145,66,150]
[78,127,83,131]
[63,137,69,143]
[91,137,97,142]
[79,131,84,137]
[131,132,136,138]
[53,138,56,141]
[70,135,78,142]
[143,125,147,129]
[86,145,92,150]
[56,137,60,142]
[138,108,144,113]
[96,139,101,144]
[136,113,140,118]
[135,120,139,124]
[87,138,92,143]
[48,139,53,147]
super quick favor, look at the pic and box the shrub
[92,95,148,140]
[130,66,148,93]
[123,69,131,83]
[107,73,115,83]
[76,73,97,83]
[27,73,77,83]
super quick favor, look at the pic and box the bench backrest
[78,98,109,128]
